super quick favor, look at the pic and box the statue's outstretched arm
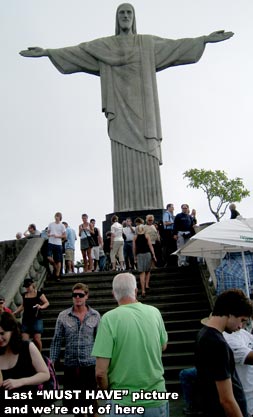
[19,47,49,57]
[205,30,234,44]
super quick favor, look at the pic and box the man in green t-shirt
[92,272,168,417]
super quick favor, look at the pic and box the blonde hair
[136,224,145,235]
[72,283,89,293]
[146,214,154,221]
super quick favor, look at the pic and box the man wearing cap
[50,282,100,416]
[195,289,253,417]
[0,295,12,313]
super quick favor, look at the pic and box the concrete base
[103,209,164,237]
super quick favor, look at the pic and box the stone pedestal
[103,209,164,237]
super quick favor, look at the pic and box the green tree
[183,169,250,222]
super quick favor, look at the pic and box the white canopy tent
[174,218,253,296]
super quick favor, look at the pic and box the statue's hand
[19,47,48,57]
[206,30,234,43]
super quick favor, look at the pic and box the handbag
[81,236,89,250]
[88,235,96,247]
[82,229,96,248]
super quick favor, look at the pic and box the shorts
[65,249,74,262]
[91,246,100,261]
[47,243,63,263]
[21,319,43,335]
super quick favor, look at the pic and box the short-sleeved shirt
[224,329,253,415]
[92,302,168,407]
[65,227,77,250]
[195,326,247,417]
[143,224,159,244]
[163,211,174,230]
[48,222,66,245]
[111,222,123,241]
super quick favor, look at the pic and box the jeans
[104,401,169,417]
[177,232,191,266]
[124,241,134,269]
[179,367,198,407]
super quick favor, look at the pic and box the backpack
[38,355,59,391]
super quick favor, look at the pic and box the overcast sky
[1,0,252,260]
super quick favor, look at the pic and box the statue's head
[115,3,137,35]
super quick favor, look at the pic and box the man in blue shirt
[62,221,77,273]
[162,203,177,266]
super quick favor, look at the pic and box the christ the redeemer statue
[20,3,233,212]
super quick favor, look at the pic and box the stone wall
[0,238,47,309]
[0,239,27,283]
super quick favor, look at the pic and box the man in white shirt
[47,212,66,281]
[224,327,253,416]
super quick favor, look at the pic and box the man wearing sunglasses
[50,283,100,416]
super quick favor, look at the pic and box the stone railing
[199,261,219,310]
[0,238,47,311]
[0,239,27,282]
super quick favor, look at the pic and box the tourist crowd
[15,203,199,280]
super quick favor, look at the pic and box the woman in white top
[110,215,124,271]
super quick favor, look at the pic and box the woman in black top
[13,278,49,351]
[133,225,156,298]
[0,312,49,415]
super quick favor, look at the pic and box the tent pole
[241,250,250,298]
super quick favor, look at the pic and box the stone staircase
[41,265,211,391]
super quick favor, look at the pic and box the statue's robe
[48,34,206,211]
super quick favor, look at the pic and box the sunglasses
[72,292,87,298]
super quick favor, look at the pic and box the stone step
[44,267,199,286]
[37,366,191,392]
[39,266,209,392]
[41,327,199,349]
[40,299,209,318]
[44,283,203,297]
[162,351,195,367]
[165,318,202,331]
[46,291,205,306]
[42,318,202,338]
